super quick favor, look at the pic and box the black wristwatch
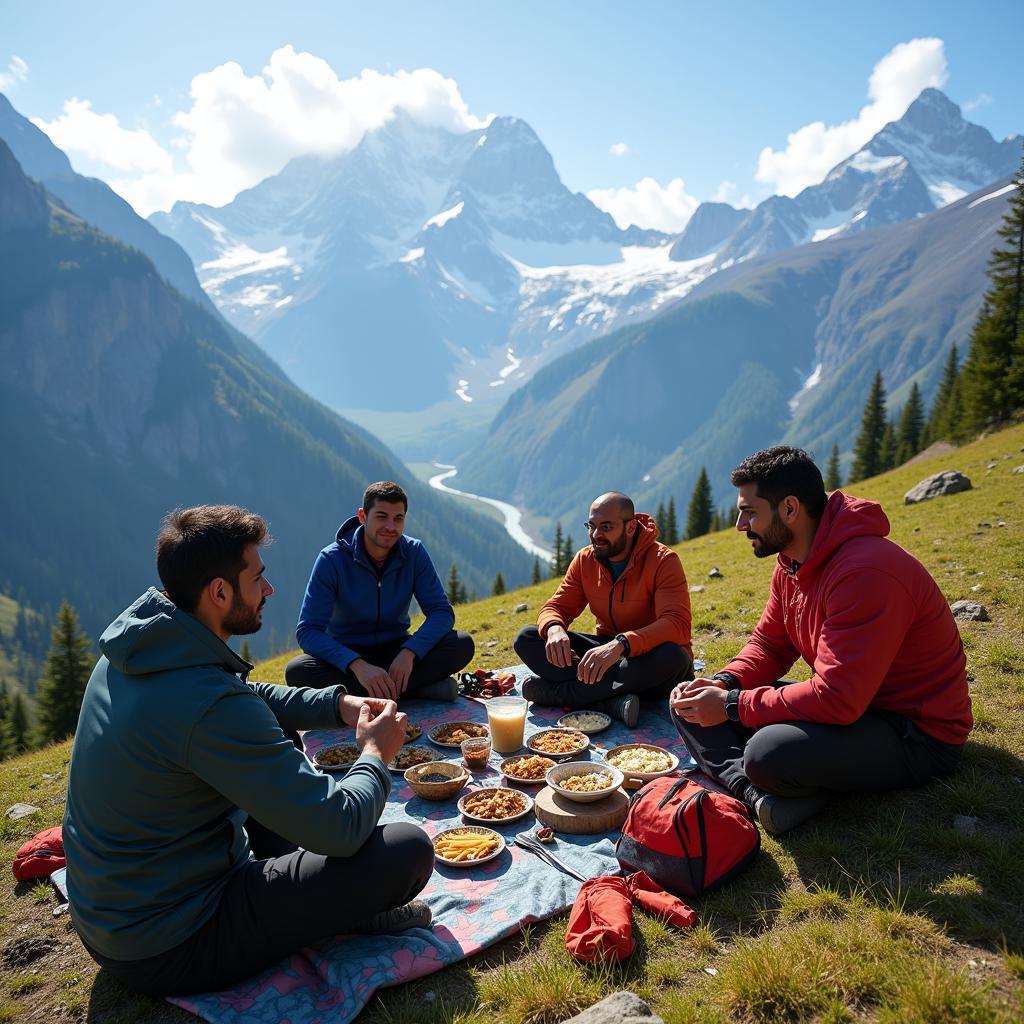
[725,688,741,723]
[614,633,631,657]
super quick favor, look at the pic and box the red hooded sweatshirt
[723,492,971,745]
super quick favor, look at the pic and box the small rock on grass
[5,803,42,820]
[904,470,972,504]
[954,814,981,834]
[689,585,705,593]
[514,602,528,613]
[1013,465,1024,475]
[707,567,722,578]
[559,991,663,1024]
[950,600,988,622]
[2,936,58,968]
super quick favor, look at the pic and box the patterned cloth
[171,668,693,1024]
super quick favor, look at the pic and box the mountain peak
[899,87,964,134]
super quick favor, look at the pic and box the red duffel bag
[12,825,65,881]
[615,776,759,898]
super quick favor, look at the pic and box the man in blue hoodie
[285,481,474,702]
[64,505,435,997]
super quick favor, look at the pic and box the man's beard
[594,532,628,560]
[746,511,793,559]
[223,592,265,635]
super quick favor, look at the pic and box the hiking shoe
[521,676,563,706]
[751,791,828,836]
[596,694,640,728]
[414,676,460,702]
[349,899,432,934]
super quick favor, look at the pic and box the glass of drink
[461,735,491,771]
[487,696,528,754]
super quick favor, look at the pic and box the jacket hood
[593,512,660,564]
[336,514,409,563]
[783,491,890,577]
[99,588,249,677]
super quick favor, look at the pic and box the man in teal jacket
[64,505,434,997]
[285,480,474,702]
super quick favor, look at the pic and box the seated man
[65,505,434,997]
[515,491,693,727]
[285,480,474,702]
[671,446,972,835]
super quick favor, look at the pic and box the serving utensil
[513,830,589,882]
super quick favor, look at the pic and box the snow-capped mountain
[153,88,1019,426]
[675,89,1021,266]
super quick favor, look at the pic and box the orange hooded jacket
[536,514,692,658]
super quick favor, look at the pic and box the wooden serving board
[534,785,630,835]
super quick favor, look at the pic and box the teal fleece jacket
[63,588,392,961]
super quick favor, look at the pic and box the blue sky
[2,0,1022,226]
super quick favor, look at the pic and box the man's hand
[350,659,399,700]
[545,625,573,668]
[388,648,415,695]
[668,676,727,706]
[355,699,407,765]
[577,639,625,685]
[337,694,392,727]
[670,684,729,727]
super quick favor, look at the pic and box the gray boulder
[904,470,972,504]
[950,600,988,622]
[560,991,663,1024]
[4,802,42,821]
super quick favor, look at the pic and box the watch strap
[614,633,631,657]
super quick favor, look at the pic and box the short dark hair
[730,446,828,519]
[156,505,270,612]
[362,481,408,514]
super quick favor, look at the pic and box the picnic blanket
[172,668,694,1024]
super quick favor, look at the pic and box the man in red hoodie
[515,492,693,727]
[671,446,971,834]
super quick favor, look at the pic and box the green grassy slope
[2,424,1022,1022]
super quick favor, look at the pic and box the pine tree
[3,690,32,755]
[961,145,1024,431]
[491,572,506,596]
[684,468,714,540]
[655,500,667,539]
[550,522,564,577]
[895,382,925,465]
[531,556,542,585]
[878,416,898,472]
[665,497,680,545]
[850,370,888,482]
[446,563,467,605]
[924,344,960,445]
[824,444,842,490]
[35,601,92,744]
[0,682,11,759]
[561,535,575,574]
[239,639,254,664]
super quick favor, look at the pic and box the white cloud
[34,46,492,216]
[712,180,754,209]
[609,142,628,157]
[33,99,173,173]
[587,176,699,232]
[962,92,992,113]
[756,37,948,197]
[0,55,28,91]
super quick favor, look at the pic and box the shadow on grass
[86,969,191,1024]
[781,737,1024,951]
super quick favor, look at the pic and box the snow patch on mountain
[969,182,1016,209]
[425,201,464,229]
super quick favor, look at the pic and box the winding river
[428,463,553,561]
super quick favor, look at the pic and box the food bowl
[404,760,469,800]
[602,743,679,788]
[499,753,556,785]
[458,787,534,824]
[432,825,505,867]
[525,727,590,761]
[428,721,490,747]
[389,746,438,774]
[556,710,612,734]
[312,744,360,772]
[546,761,625,803]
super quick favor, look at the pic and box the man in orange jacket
[514,492,693,727]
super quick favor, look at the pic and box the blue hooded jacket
[295,516,455,670]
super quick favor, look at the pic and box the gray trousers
[672,686,963,801]
[82,820,434,997]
